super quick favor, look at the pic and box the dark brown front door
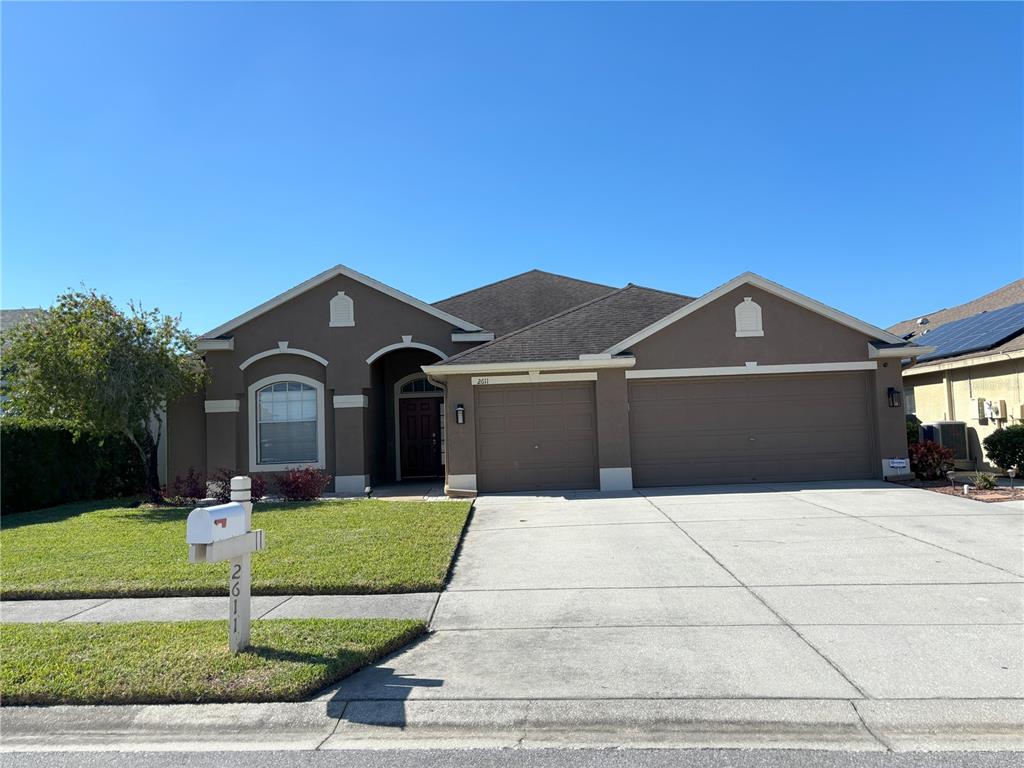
[400,397,442,478]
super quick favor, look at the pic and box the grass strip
[0,618,424,705]
[1,498,472,599]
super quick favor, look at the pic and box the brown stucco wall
[595,368,630,470]
[442,374,477,484]
[166,392,206,484]
[630,285,870,369]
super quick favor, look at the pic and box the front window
[257,381,318,464]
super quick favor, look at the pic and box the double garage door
[474,372,876,492]
[629,372,876,487]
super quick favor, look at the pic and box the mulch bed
[893,479,1022,503]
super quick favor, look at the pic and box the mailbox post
[186,476,265,653]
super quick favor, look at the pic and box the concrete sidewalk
[0,592,439,623]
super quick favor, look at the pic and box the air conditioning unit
[921,421,969,461]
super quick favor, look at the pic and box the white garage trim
[599,467,634,491]
[472,372,598,385]
[626,361,877,379]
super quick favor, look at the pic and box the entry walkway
[0,592,439,624]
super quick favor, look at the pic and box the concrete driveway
[329,481,1023,736]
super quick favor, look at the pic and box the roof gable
[202,264,482,339]
[436,285,692,366]
[433,269,615,337]
[604,272,905,355]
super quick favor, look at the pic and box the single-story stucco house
[167,266,931,495]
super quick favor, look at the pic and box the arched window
[330,291,355,327]
[400,376,443,394]
[256,380,319,465]
[735,297,764,337]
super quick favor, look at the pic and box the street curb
[3,698,1023,753]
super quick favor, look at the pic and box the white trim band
[903,348,1024,376]
[204,399,240,413]
[472,372,598,385]
[240,342,329,371]
[452,332,495,342]
[197,338,234,352]
[869,343,935,359]
[626,361,878,379]
[425,357,635,376]
[333,395,369,408]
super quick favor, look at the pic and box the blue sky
[3,2,1021,334]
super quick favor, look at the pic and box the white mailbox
[186,502,247,545]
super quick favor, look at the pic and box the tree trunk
[124,428,162,503]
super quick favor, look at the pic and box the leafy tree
[983,425,1024,472]
[1,289,206,501]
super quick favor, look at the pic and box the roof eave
[423,357,636,376]
[201,264,483,339]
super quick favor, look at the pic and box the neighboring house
[889,279,1024,470]
[170,265,929,495]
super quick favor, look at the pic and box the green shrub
[982,425,1024,472]
[908,440,955,480]
[906,414,921,446]
[0,422,145,514]
[971,472,997,490]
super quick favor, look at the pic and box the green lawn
[0,618,424,705]
[0,498,472,599]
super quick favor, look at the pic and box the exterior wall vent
[330,291,355,327]
[735,297,764,337]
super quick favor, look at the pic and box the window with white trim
[735,297,764,337]
[400,377,443,394]
[256,381,319,464]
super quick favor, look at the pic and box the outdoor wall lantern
[887,387,902,408]
[455,404,465,424]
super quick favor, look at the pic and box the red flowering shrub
[908,440,955,480]
[275,468,332,501]
[169,468,206,503]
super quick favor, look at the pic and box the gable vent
[735,297,764,337]
[330,291,355,327]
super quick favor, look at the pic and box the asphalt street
[6,751,1024,768]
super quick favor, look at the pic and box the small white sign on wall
[888,458,909,470]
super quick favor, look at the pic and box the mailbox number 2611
[231,564,241,596]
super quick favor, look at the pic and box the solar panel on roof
[916,302,1024,362]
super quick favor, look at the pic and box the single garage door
[629,372,876,487]
[476,382,599,492]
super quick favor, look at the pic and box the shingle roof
[889,279,1024,368]
[438,285,693,365]
[433,270,616,337]
[888,279,1024,338]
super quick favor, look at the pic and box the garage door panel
[629,372,876,487]
[476,383,599,492]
